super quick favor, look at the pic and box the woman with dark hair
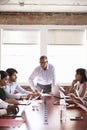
[64,68,87,106]
[59,68,87,99]
[0,70,19,116]
[0,70,19,105]
[69,68,87,98]
[0,70,9,100]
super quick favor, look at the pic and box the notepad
[19,100,29,105]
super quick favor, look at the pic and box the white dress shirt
[4,82,31,99]
[28,63,56,90]
[0,99,8,116]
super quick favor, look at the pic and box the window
[0,26,87,85]
[1,29,40,83]
[47,29,86,84]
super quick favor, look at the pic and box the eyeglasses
[40,61,48,64]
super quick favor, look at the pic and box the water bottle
[60,100,66,122]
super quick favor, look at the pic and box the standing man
[28,55,56,93]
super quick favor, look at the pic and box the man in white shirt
[0,99,19,116]
[4,68,32,100]
[28,55,56,93]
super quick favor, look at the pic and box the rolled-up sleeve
[0,109,7,116]
[28,68,38,90]
[0,99,8,109]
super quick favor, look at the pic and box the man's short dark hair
[40,55,47,60]
[6,68,18,76]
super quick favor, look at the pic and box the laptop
[2,95,41,117]
[76,103,87,112]
[53,86,69,99]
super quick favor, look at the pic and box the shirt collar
[40,64,49,70]
[7,82,15,86]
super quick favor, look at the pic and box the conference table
[0,95,87,130]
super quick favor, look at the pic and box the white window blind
[1,29,40,83]
[3,29,40,44]
[48,29,85,45]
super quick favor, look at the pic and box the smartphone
[70,116,84,121]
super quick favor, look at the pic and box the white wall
[0,0,87,12]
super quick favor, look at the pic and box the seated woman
[0,70,19,105]
[60,68,87,104]
[68,68,87,98]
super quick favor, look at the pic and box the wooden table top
[0,95,87,130]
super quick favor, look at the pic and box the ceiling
[0,0,87,13]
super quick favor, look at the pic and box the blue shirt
[4,82,31,99]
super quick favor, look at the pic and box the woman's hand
[68,93,81,104]
[72,79,77,86]
[68,93,77,100]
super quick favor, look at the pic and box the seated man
[0,99,19,116]
[4,68,37,100]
